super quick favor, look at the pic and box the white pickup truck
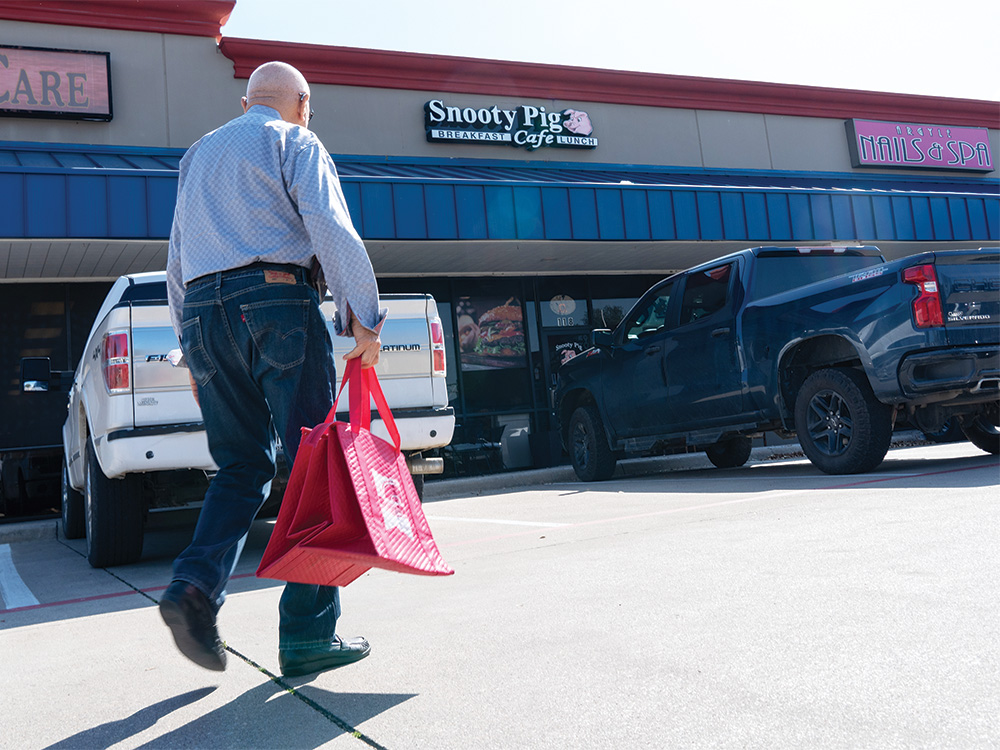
[46,271,453,568]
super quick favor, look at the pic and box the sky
[220,0,1000,102]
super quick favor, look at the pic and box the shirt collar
[246,104,282,118]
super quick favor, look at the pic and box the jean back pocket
[181,316,218,386]
[241,299,311,370]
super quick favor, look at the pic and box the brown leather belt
[187,261,317,289]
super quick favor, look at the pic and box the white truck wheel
[84,436,144,567]
[61,459,85,540]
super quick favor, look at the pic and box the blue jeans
[173,263,341,650]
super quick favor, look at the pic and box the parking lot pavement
[1,441,998,749]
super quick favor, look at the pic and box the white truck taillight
[902,264,944,328]
[103,330,131,393]
[429,317,446,376]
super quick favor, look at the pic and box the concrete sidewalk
[0,439,995,749]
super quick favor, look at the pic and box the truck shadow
[554,451,999,495]
[430,443,996,500]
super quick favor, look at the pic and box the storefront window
[436,301,459,404]
[454,281,530,412]
[541,293,587,328]
[590,298,634,330]
[462,367,531,412]
[538,279,588,328]
[455,293,526,370]
[546,331,592,385]
[524,302,540,353]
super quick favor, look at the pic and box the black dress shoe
[279,636,371,677]
[159,581,227,671]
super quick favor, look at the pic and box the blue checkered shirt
[166,105,384,340]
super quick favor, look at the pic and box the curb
[423,431,935,500]
[0,520,58,544]
[0,434,934,528]
[423,443,804,500]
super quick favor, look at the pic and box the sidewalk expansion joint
[225,645,389,750]
[53,535,388,749]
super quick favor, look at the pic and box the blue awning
[1,142,997,245]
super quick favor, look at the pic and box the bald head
[242,61,312,128]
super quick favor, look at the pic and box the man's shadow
[46,681,415,749]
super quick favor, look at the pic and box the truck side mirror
[21,357,53,392]
[592,329,614,348]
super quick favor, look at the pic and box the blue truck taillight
[902,264,944,328]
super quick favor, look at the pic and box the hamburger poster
[456,296,526,371]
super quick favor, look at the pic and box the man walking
[161,61,384,678]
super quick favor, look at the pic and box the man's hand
[343,312,381,368]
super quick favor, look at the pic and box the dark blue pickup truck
[556,245,999,479]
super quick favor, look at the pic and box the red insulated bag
[256,358,454,587]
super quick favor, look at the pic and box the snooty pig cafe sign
[425,99,597,151]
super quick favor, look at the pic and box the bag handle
[347,358,371,433]
[362,363,401,452]
[329,358,401,452]
[329,358,364,426]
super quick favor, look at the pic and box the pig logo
[562,109,594,136]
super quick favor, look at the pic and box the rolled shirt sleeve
[166,201,185,342]
[283,140,385,336]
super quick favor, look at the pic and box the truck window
[120,281,168,304]
[679,263,733,325]
[751,254,883,299]
[625,281,674,340]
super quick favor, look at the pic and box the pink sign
[0,46,112,120]
[847,119,992,172]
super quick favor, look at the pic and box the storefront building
[1,1,997,473]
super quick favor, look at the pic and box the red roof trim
[0,1,235,38]
[219,37,998,127]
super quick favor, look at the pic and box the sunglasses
[299,92,315,122]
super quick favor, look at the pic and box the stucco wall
[3,19,997,181]
[2,20,236,147]
[301,87,1000,180]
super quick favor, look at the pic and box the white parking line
[0,543,40,609]
[424,515,569,528]
[548,468,967,487]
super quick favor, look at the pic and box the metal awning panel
[1,142,996,252]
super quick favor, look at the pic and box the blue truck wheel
[794,368,892,475]
[569,404,617,482]
[705,436,753,469]
[960,405,1000,455]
